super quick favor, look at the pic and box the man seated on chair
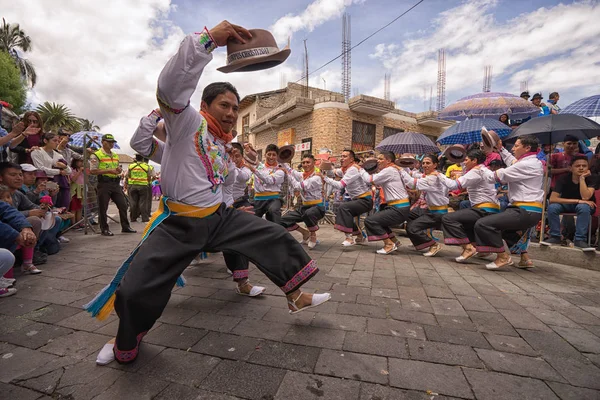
[544,155,598,249]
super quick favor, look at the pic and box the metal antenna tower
[384,73,391,100]
[436,48,446,112]
[342,13,351,102]
[429,86,433,111]
[302,39,309,97]
[483,65,493,92]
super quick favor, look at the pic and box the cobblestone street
[2,216,600,400]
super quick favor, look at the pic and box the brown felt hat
[443,144,467,164]
[218,29,291,73]
[481,128,500,153]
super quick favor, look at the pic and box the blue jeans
[547,203,592,242]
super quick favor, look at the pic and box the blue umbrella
[69,131,120,149]
[376,131,439,155]
[438,92,540,121]
[562,95,600,117]
[437,118,512,145]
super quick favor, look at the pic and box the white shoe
[288,292,331,314]
[376,244,397,255]
[235,283,266,297]
[21,264,42,274]
[226,268,233,275]
[308,240,320,249]
[96,340,115,365]
[455,251,477,263]
[58,236,70,243]
[423,243,442,257]
[0,287,17,298]
[342,238,355,247]
[485,258,514,270]
[0,277,15,288]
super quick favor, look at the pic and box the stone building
[235,82,453,162]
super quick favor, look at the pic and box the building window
[241,114,250,143]
[383,126,404,139]
[352,120,376,152]
[301,137,312,158]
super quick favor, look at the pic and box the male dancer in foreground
[93,21,330,365]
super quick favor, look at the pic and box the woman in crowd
[70,158,85,228]
[499,113,510,126]
[31,133,72,208]
[10,111,45,164]
[403,154,449,257]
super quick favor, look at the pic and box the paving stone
[0,382,43,400]
[157,306,198,325]
[38,330,110,359]
[262,307,316,326]
[55,310,116,332]
[475,348,566,382]
[366,318,426,340]
[231,318,290,341]
[497,308,552,332]
[152,382,203,400]
[388,305,437,325]
[435,315,478,331]
[217,302,271,319]
[525,308,581,328]
[311,313,367,332]
[343,331,408,358]
[182,311,241,332]
[481,294,524,311]
[388,358,473,398]
[10,355,80,394]
[337,302,387,318]
[429,298,468,317]
[93,372,170,400]
[144,323,208,350]
[463,368,559,400]
[274,370,361,400]
[546,381,600,400]
[559,307,600,326]
[139,347,221,387]
[191,331,259,360]
[283,325,346,350]
[423,284,455,299]
[202,360,286,400]
[551,326,600,354]
[401,297,434,314]
[0,297,49,317]
[467,310,519,337]
[0,321,73,349]
[0,315,35,335]
[407,338,482,368]
[359,383,446,400]
[19,304,82,324]
[483,333,539,356]
[456,295,497,313]
[424,325,491,348]
[0,345,58,383]
[248,340,320,373]
[175,284,219,298]
[15,286,89,306]
[585,352,600,368]
[177,297,228,313]
[315,349,388,384]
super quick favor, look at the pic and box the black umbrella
[504,114,600,144]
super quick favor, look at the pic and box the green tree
[79,118,100,131]
[36,102,81,132]
[0,18,37,88]
[0,50,26,113]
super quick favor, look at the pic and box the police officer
[90,134,136,236]
[125,154,151,223]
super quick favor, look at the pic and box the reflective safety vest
[94,149,119,178]
[128,162,150,186]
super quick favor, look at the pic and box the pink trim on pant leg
[286,224,299,232]
[367,233,390,242]
[334,224,354,233]
[476,245,505,253]
[414,240,436,250]
[444,237,471,245]
[307,225,319,232]
[280,260,318,294]
[114,331,147,364]
[232,269,249,281]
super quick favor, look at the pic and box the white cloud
[367,0,600,110]
[270,0,359,45]
[0,0,301,154]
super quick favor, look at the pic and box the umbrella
[561,94,600,118]
[436,118,512,145]
[438,92,540,121]
[69,131,120,149]
[503,114,600,144]
[376,131,439,155]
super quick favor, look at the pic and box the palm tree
[79,118,101,132]
[0,18,37,87]
[36,102,81,132]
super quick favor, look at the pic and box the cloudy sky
[2,0,599,153]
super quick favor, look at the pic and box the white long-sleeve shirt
[438,167,499,208]
[359,166,409,204]
[287,169,323,204]
[232,166,251,200]
[132,31,232,208]
[401,170,449,208]
[31,148,72,177]
[324,165,371,199]
[483,149,544,206]
[253,163,285,197]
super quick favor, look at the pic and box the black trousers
[334,198,372,234]
[254,198,282,224]
[406,208,445,250]
[115,204,317,352]
[281,205,325,232]
[97,181,130,232]
[474,207,542,253]
[129,185,150,222]
[223,199,253,281]
[145,186,152,216]
[233,196,252,209]
[364,206,410,241]
[442,208,495,245]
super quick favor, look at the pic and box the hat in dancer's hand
[218,29,291,73]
